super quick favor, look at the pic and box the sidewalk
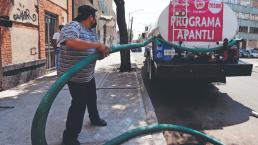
[0,53,166,145]
[241,58,258,68]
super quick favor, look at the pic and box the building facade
[0,0,117,90]
[74,0,117,46]
[223,0,258,48]
[0,0,73,90]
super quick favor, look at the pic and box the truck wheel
[148,60,156,82]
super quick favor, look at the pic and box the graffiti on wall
[12,2,37,23]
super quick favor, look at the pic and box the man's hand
[97,44,110,58]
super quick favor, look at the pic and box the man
[52,25,64,73]
[59,5,110,145]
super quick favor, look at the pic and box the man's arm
[65,39,101,51]
[60,22,110,57]
[64,39,110,57]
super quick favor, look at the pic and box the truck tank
[150,0,238,48]
[144,0,252,83]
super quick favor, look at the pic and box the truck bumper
[154,60,253,79]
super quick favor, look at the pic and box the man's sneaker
[91,118,107,126]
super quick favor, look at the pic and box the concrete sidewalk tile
[98,72,139,89]
[79,89,147,143]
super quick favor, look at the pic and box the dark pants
[63,78,100,141]
[55,47,61,73]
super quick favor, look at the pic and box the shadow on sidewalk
[0,74,57,104]
[140,63,252,144]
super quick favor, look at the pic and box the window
[45,12,57,69]
[239,12,251,20]
[240,0,251,6]
[222,0,230,3]
[231,0,239,4]
[235,12,239,18]
[222,0,239,4]
[255,14,258,21]
[249,27,258,34]
[245,13,250,19]
[239,13,245,19]
[250,14,255,20]
[239,26,248,33]
[90,0,93,4]
[250,14,258,21]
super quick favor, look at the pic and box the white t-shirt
[52,32,61,47]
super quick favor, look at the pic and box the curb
[133,57,167,145]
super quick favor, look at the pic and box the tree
[114,0,131,72]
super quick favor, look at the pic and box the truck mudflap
[153,60,253,79]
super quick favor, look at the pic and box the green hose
[156,38,237,53]
[31,37,155,145]
[31,37,228,145]
[103,124,225,145]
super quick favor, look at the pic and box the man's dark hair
[73,5,97,22]
[59,25,64,31]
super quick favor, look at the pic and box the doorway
[45,12,57,70]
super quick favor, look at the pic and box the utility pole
[129,16,133,43]
[127,9,143,42]
[128,13,131,32]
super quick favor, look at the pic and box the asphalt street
[132,52,258,145]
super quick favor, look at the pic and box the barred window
[239,26,248,33]
[249,27,258,34]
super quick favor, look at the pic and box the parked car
[131,47,142,52]
[239,49,251,58]
[250,49,258,58]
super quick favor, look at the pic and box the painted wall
[60,11,68,24]
[73,0,93,17]
[9,1,38,26]
[11,27,39,64]
[49,0,67,9]
[98,0,114,16]
[74,0,117,46]
[247,40,258,48]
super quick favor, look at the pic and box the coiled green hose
[103,124,225,145]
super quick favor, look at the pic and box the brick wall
[0,0,14,17]
[38,0,73,59]
[0,0,13,66]
[38,0,46,59]
[0,27,12,66]
[0,0,73,64]
[68,0,73,21]
[0,0,73,90]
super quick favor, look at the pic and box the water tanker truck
[145,0,253,83]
